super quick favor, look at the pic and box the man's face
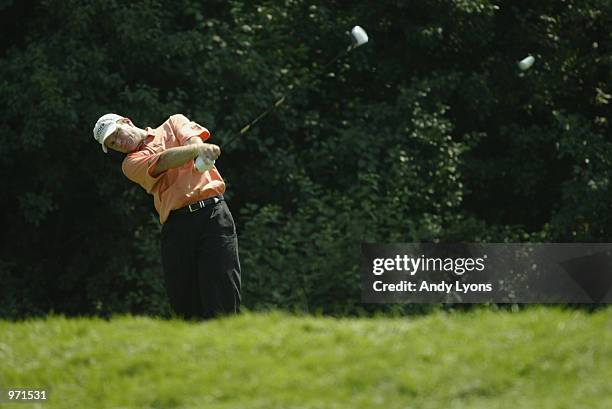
[104,118,142,153]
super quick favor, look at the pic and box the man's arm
[151,141,220,177]
[185,136,205,148]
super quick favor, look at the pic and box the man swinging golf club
[90,26,367,319]
[93,113,241,320]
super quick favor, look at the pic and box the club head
[349,26,368,49]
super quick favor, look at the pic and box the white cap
[93,113,124,153]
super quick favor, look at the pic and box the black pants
[161,199,241,320]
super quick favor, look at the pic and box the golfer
[93,113,241,320]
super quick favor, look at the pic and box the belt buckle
[188,201,202,213]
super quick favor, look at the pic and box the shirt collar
[135,127,156,151]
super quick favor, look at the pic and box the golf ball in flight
[518,55,535,71]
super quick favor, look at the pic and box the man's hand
[196,143,221,162]
[194,144,219,172]
[185,136,220,161]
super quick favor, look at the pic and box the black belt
[173,195,224,215]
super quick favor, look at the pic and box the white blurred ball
[518,55,535,71]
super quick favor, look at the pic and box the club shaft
[224,45,355,148]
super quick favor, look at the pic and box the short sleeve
[170,114,210,144]
[122,150,164,193]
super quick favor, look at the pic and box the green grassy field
[1,308,611,409]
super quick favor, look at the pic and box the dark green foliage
[0,0,610,317]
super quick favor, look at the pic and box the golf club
[195,25,369,172]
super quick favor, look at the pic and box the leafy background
[0,0,610,318]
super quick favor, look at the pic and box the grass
[1,307,611,409]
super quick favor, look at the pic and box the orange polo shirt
[122,114,225,224]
